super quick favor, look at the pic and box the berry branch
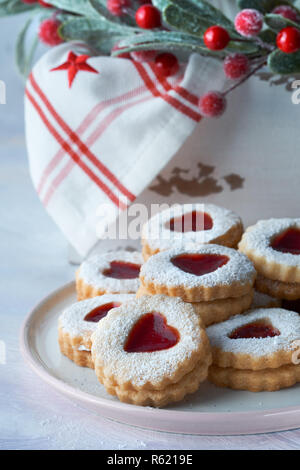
[2,0,300,117]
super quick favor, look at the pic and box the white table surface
[1,13,300,451]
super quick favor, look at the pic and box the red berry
[111,42,131,59]
[199,91,226,118]
[234,9,263,37]
[223,53,249,79]
[38,18,63,46]
[154,52,179,77]
[272,5,299,23]
[135,5,161,29]
[203,26,230,50]
[107,0,130,16]
[276,26,300,53]
[130,50,157,62]
[38,0,52,7]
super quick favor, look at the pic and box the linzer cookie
[58,294,135,368]
[207,308,300,391]
[76,250,143,300]
[142,203,243,260]
[139,244,256,303]
[239,219,300,299]
[91,295,211,407]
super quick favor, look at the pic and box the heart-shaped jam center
[84,302,121,322]
[167,211,213,232]
[171,253,229,276]
[229,320,280,339]
[271,228,300,255]
[124,312,180,353]
[103,261,141,279]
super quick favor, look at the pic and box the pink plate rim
[20,281,300,436]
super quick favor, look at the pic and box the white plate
[20,282,300,435]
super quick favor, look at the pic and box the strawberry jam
[124,312,180,353]
[271,228,300,255]
[103,261,141,279]
[167,211,213,232]
[84,302,121,322]
[171,253,229,276]
[229,320,280,339]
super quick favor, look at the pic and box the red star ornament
[50,51,99,88]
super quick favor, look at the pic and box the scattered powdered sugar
[91,295,205,386]
[251,290,280,309]
[207,308,300,356]
[59,294,135,337]
[78,250,143,293]
[142,203,242,251]
[140,243,256,288]
[240,218,300,267]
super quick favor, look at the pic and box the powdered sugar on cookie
[59,294,135,339]
[239,218,300,267]
[77,250,143,293]
[91,295,208,388]
[140,244,256,289]
[207,308,300,356]
[142,203,242,251]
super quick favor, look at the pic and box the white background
[1,6,300,449]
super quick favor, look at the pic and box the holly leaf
[44,0,97,16]
[115,31,226,57]
[59,16,137,53]
[264,13,300,32]
[163,3,211,36]
[259,28,277,44]
[169,0,235,31]
[237,0,296,14]
[0,0,38,16]
[268,47,300,73]
[15,17,39,78]
[60,16,137,38]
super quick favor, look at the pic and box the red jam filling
[167,211,213,232]
[103,261,141,279]
[229,320,280,339]
[84,302,121,323]
[124,312,180,353]
[271,228,300,255]
[171,253,229,276]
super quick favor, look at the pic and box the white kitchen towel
[25,42,225,256]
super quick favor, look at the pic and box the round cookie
[76,250,143,300]
[140,243,256,302]
[142,203,243,260]
[58,294,135,368]
[207,308,300,370]
[239,218,300,283]
[207,308,300,391]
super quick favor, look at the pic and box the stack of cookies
[207,308,300,392]
[91,296,212,407]
[56,205,300,404]
[138,243,256,326]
